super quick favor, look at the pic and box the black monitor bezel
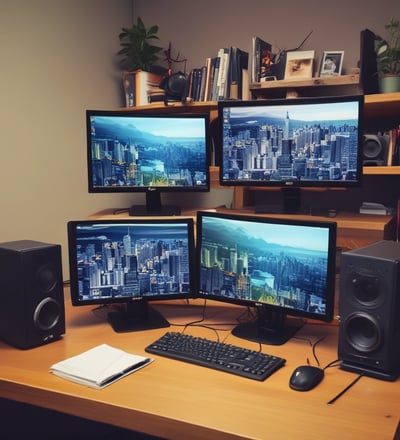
[86,109,211,194]
[217,94,364,189]
[196,210,337,324]
[67,217,196,308]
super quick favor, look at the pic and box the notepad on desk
[50,344,153,389]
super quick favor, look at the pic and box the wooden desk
[1,290,399,439]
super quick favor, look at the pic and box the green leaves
[118,16,163,71]
[375,18,400,76]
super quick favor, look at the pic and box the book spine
[198,65,207,101]
[218,49,230,100]
[203,57,212,102]
[211,56,221,101]
[122,71,135,107]
[207,57,217,101]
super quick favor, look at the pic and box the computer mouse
[289,365,324,391]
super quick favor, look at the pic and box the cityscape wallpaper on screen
[221,101,360,183]
[199,216,330,316]
[74,223,191,301]
[89,115,208,189]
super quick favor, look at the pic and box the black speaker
[161,72,189,101]
[338,240,400,380]
[362,134,389,166]
[0,240,65,349]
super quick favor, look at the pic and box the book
[50,344,153,389]
[359,202,390,215]
[216,47,230,100]
[210,56,221,101]
[228,46,249,99]
[122,71,136,107]
[391,128,400,166]
[203,57,213,101]
[251,37,273,82]
[189,67,202,101]
[207,57,218,101]
[198,65,207,101]
[134,70,164,106]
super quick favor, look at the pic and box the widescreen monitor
[86,110,211,216]
[218,95,364,214]
[197,211,337,345]
[68,218,195,332]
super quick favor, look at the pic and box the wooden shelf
[363,166,400,175]
[249,74,361,98]
[364,92,400,118]
[117,100,218,114]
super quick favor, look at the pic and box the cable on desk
[327,371,365,405]
[292,335,326,367]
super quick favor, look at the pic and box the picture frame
[320,51,344,77]
[284,50,315,80]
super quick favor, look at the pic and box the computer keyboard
[145,331,286,381]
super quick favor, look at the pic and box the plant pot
[379,75,400,93]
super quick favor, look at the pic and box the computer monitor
[196,211,337,345]
[218,95,364,214]
[86,110,211,216]
[68,218,195,332]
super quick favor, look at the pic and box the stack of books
[186,46,249,102]
[122,70,165,107]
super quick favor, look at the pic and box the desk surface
[1,290,399,440]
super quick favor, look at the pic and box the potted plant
[375,17,400,93]
[117,16,163,72]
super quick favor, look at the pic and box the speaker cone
[350,272,380,303]
[344,312,382,353]
[34,297,62,331]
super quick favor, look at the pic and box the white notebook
[50,344,153,389]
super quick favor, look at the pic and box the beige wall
[133,0,397,74]
[0,0,397,279]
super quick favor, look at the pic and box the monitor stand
[231,308,304,345]
[129,188,180,216]
[254,187,332,217]
[255,187,306,215]
[107,300,170,333]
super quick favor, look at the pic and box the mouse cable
[297,335,326,366]
[311,336,326,366]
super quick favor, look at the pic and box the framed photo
[320,51,344,77]
[284,50,315,80]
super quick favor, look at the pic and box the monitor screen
[196,211,337,345]
[86,110,211,216]
[218,95,363,214]
[68,218,195,332]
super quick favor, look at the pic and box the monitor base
[108,304,170,333]
[129,205,181,216]
[232,318,304,346]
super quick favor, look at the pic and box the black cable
[327,372,365,405]
[311,336,326,367]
